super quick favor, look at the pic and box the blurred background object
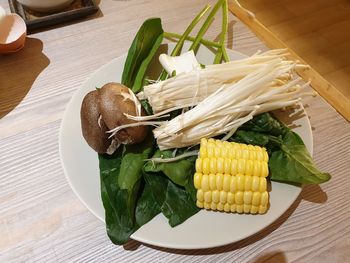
[230,0,350,121]
[16,0,74,12]
[0,5,26,54]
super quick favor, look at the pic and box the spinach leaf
[231,130,283,154]
[99,138,158,245]
[99,153,135,244]
[135,181,161,227]
[269,131,331,185]
[121,18,164,93]
[240,112,288,136]
[231,113,331,185]
[117,137,154,227]
[144,173,200,227]
[144,150,196,187]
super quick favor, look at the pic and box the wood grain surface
[230,0,350,121]
[0,0,349,262]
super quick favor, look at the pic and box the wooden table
[1,1,349,262]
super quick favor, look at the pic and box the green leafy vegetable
[144,150,196,187]
[144,173,199,227]
[240,112,288,136]
[121,18,164,93]
[232,113,331,185]
[269,131,331,185]
[99,138,158,245]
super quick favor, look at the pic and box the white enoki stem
[107,121,165,139]
[128,88,141,117]
[146,150,199,163]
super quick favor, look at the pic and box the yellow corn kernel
[210,202,217,210]
[204,191,212,203]
[209,174,216,190]
[227,192,234,204]
[207,144,214,158]
[230,204,236,212]
[252,176,260,191]
[223,141,231,148]
[261,191,269,206]
[224,203,230,212]
[231,159,238,175]
[208,138,215,144]
[220,191,227,204]
[237,174,245,191]
[250,205,259,214]
[241,144,248,151]
[244,191,253,205]
[237,159,246,174]
[200,138,208,147]
[202,158,210,174]
[235,191,244,205]
[263,150,269,162]
[253,161,261,177]
[235,147,242,159]
[245,160,253,176]
[252,192,261,206]
[244,204,251,213]
[259,178,267,192]
[196,189,204,202]
[255,145,262,152]
[229,146,236,159]
[236,204,244,213]
[217,158,224,174]
[224,158,231,174]
[249,150,257,161]
[223,174,231,191]
[199,146,207,158]
[196,200,203,208]
[244,175,252,191]
[242,148,250,160]
[221,146,229,157]
[259,205,268,214]
[195,158,202,174]
[201,174,209,192]
[194,173,202,189]
[256,151,264,161]
[230,175,237,193]
[209,158,217,174]
[261,162,268,178]
[216,173,223,191]
[217,203,224,211]
[204,202,211,210]
[212,190,220,203]
[214,146,221,158]
[248,145,256,152]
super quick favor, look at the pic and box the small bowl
[0,12,27,54]
[16,0,75,13]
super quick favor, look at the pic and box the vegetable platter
[60,0,330,249]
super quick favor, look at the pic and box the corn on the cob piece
[194,138,269,214]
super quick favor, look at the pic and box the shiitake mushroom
[80,83,148,154]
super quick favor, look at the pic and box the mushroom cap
[80,90,111,153]
[99,83,148,144]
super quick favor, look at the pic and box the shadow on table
[123,184,327,255]
[0,37,50,119]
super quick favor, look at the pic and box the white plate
[59,43,313,249]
